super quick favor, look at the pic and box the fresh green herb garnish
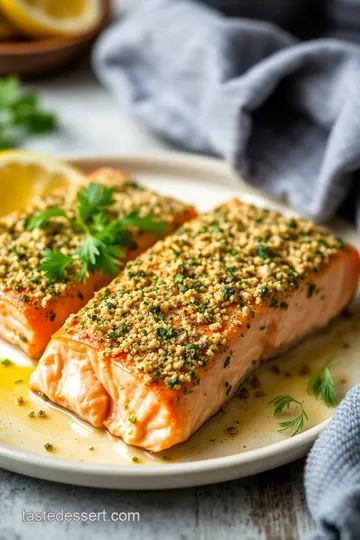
[77,182,115,221]
[148,305,161,315]
[0,76,57,149]
[29,182,167,283]
[1,358,11,366]
[307,283,316,298]
[121,210,168,235]
[186,343,199,351]
[225,381,232,396]
[166,376,179,389]
[40,249,73,281]
[256,245,271,259]
[157,327,177,340]
[287,218,297,229]
[270,394,308,436]
[27,208,67,231]
[44,443,53,452]
[198,301,209,314]
[128,415,137,424]
[259,285,268,299]
[224,356,231,368]
[307,359,337,407]
[222,286,235,300]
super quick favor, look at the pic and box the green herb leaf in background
[0,76,20,108]
[0,76,57,148]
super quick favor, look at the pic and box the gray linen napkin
[93,0,360,228]
[305,386,360,540]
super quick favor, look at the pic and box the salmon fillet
[30,199,360,451]
[0,168,196,357]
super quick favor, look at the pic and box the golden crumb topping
[0,177,190,308]
[64,200,345,389]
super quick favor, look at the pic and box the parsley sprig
[0,76,57,148]
[270,394,308,437]
[27,182,167,283]
[307,359,337,407]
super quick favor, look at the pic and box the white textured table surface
[22,62,176,156]
[0,3,314,539]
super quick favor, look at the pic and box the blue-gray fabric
[305,387,360,540]
[93,0,360,229]
[93,4,360,534]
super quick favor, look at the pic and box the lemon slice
[0,0,103,38]
[0,12,20,40]
[0,150,85,216]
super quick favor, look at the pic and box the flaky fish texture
[31,199,360,451]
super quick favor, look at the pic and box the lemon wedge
[0,150,85,216]
[0,0,103,38]
[0,12,20,40]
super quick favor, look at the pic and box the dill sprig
[27,182,167,283]
[270,394,308,437]
[307,359,337,407]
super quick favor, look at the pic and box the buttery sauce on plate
[1,303,359,465]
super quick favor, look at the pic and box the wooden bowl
[0,0,112,78]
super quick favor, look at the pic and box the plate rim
[0,417,329,478]
[0,150,343,487]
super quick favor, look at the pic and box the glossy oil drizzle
[0,305,360,465]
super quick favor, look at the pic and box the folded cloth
[202,0,360,43]
[328,0,360,31]
[305,386,360,540]
[93,0,360,229]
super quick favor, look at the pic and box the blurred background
[0,0,174,156]
[1,0,359,227]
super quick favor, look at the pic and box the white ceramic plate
[0,152,359,490]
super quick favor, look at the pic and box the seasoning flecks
[63,200,344,389]
[0,178,191,308]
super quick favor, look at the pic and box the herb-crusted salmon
[30,199,360,451]
[0,168,196,357]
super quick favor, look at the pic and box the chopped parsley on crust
[63,199,345,389]
[0,178,192,309]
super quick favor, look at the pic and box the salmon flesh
[30,199,360,451]
[0,168,196,357]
